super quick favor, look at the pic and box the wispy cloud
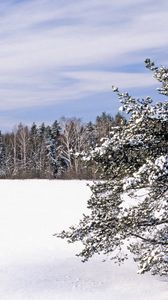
[0,0,167,129]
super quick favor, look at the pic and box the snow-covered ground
[0,180,167,300]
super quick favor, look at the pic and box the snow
[0,179,167,300]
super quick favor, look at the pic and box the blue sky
[0,0,168,131]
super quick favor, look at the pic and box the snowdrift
[0,180,167,300]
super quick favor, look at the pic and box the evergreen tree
[45,121,69,178]
[85,121,97,148]
[56,59,168,276]
[95,112,114,140]
[27,123,38,175]
[0,131,6,176]
[36,122,48,177]
[3,132,13,177]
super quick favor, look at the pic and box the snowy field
[0,180,167,300]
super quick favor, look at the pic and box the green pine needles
[56,59,168,276]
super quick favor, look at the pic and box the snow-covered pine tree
[56,59,168,276]
[0,131,6,176]
[28,122,39,177]
[45,121,69,178]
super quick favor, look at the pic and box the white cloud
[0,0,167,113]
[0,70,157,112]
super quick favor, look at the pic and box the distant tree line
[0,112,125,179]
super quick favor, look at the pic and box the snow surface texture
[0,180,167,300]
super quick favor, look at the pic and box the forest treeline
[0,112,125,179]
